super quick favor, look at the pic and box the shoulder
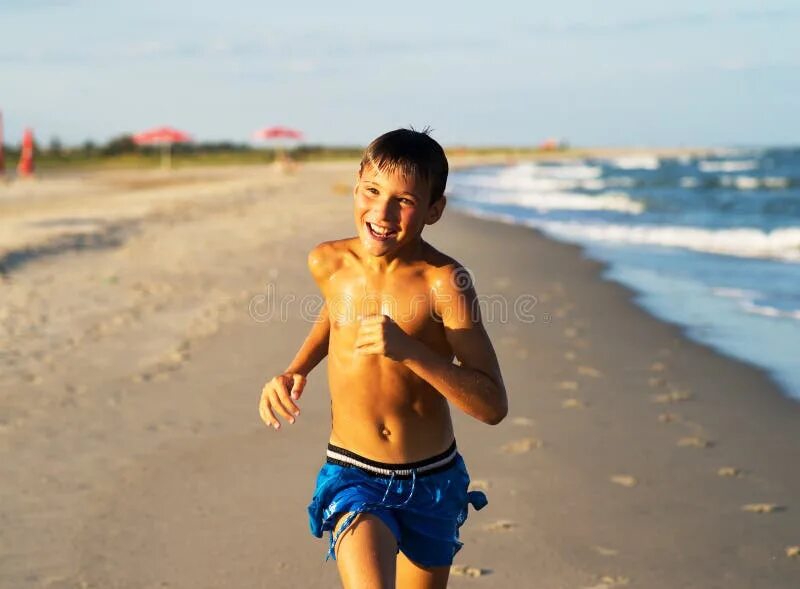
[421,243,474,298]
[307,238,356,282]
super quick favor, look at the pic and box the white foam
[680,176,700,188]
[530,221,800,262]
[719,175,792,190]
[456,190,644,214]
[740,301,800,321]
[451,171,636,193]
[711,287,762,300]
[607,155,661,170]
[698,159,759,173]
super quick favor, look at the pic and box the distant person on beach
[259,128,508,588]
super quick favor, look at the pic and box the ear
[425,195,446,225]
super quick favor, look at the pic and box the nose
[374,197,400,222]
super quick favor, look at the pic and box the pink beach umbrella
[253,126,303,141]
[252,126,304,162]
[0,110,5,175]
[132,126,192,169]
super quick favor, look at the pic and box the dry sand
[0,161,798,588]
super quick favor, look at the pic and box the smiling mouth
[366,222,398,241]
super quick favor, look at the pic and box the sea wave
[718,175,792,190]
[530,221,800,262]
[698,159,759,173]
[606,155,661,170]
[739,301,800,321]
[454,190,644,214]
[450,172,636,193]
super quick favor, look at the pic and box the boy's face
[354,164,445,257]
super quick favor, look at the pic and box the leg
[396,551,450,589]
[334,512,398,589]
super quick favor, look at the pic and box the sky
[1,0,799,147]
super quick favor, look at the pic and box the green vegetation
[0,134,572,173]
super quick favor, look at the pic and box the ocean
[447,148,800,401]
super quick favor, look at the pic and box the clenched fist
[354,314,418,361]
[259,372,306,430]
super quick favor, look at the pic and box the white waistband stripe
[326,447,457,477]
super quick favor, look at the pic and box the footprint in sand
[741,503,785,514]
[500,336,519,346]
[677,436,714,448]
[574,338,591,349]
[717,466,741,477]
[501,438,543,454]
[786,546,800,558]
[469,479,491,492]
[652,389,693,404]
[562,398,587,409]
[649,361,667,372]
[483,519,517,532]
[564,351,578,361]
[450,565,490,578]
[584,575,630,589]
[610,475,638,488]
[558,380,580,391]
[592,546,619,557]
[515,348,529,360]
[648,376,666,388]
[564,327,580,339]
[578,365,603,378]
[511,416,534,427]
[657,412,680,423]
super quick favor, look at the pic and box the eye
[366,187,379,195]
[399,198,415,206]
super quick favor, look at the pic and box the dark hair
[359,127,448,204]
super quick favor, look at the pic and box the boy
[259,128,507,588]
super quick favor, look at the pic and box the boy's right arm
[259,242,334,430]
[259,303,329,430]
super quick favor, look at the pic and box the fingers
[359,314,389,326]
[290,373,306,400]
[272,377,299,423]
[259,393,280,429]
[259,374,302,430]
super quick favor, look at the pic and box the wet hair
[359,127,448,205]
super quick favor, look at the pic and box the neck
[361,236,424,273]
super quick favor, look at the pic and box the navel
[378,424,391,438]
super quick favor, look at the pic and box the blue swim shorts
[307,440,488,567]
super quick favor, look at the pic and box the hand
[259,372,305,430]
[355,314,417,361]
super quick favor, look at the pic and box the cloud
[0,0,79,13]
[527,8,800,36]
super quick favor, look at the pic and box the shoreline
[0,163,797,587]
[450,204,800,405]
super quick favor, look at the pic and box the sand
[0,161,798,588]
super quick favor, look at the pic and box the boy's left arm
[356,266,508,424]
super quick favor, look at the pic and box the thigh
[335,512,398,589]
[396,550,450,589]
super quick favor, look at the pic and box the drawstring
[326,468,418,560]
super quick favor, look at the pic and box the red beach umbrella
[132,126,192,169]
[0,110,5,175]
[252,126,303,141]
[17,127,35,178]
[252,126,303,166]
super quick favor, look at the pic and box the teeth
[368,223,392,236]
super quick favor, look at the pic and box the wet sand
[0,162,798,588]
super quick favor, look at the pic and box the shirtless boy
[259,128,508,589]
